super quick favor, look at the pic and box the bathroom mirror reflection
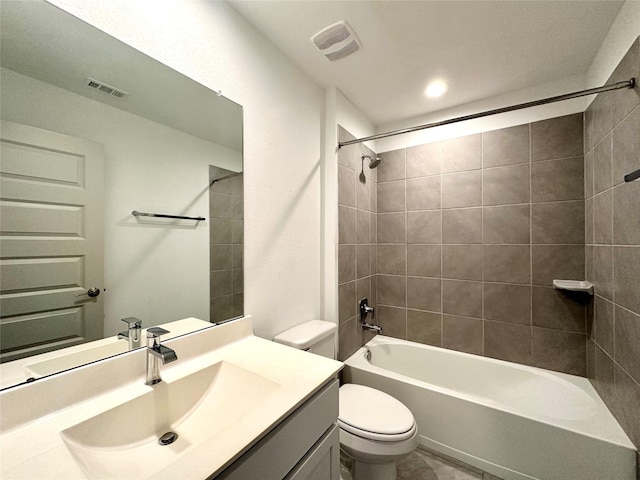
[0,1,243,389]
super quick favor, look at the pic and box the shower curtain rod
[338,78,636,148]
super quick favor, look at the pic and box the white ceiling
[228,0,624,127]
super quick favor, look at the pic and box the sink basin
[60,361,281,478]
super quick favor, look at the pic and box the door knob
[75,287,101,298]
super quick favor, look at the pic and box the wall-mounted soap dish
[552,280,594,295]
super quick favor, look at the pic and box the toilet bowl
[272,321,417,480]
[339,384,418,480]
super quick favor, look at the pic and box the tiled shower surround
[338,35,639,470]
[339,112,589,375]
[209,166,243,323]
[585,37,640,452]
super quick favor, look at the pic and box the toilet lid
[338,384,416,442]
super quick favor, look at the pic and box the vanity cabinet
[216,378,340,480]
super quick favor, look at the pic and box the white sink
[60,361,281,478]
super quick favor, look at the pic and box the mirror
[0,1,243,389]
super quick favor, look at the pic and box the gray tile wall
[585,37,640,453]
[372,112,589,376]
[209,166,243,322]
[337,126,379,360]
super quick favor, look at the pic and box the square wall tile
[442,170,482,208]
[593,246,614,301]
[407,277,441,312]
[406,142,441,178]
[530,156,584,202]
[339,281,357,323]
[442,280,482,318]
[443,314,483,355]
[442,208,482,244]
[357,245,371,278]
[339,205,356,244]
[406,176,441,210]
[590,93,613,147]
[595,296,614,356]
[532,287,586,333]
[377,275,407,307]
[356,209,371,244]
[377,213,405,243]
[531,113,583,161]
[484,321,532,364]
[532,327,586,376]
[614,180,640,245]
[407,310,442,346]
[593,135,613,195]
[593,190,613,245]
[377,244,406,275]
[407,210,441,244]
[339,245,356,283]
[442,244,482,281]
[377,149,406,182]
[531,201,584,244]
[614,246,640,314]
[532,245,585,286]
[482,124,530,168]
[483,205,530,244]
[442,133,482,173]
[407,244,442,277]
[483,245,531,284]
[615,306,640,386]
[609,38,640,125]
[483,164,530,205]
[338,165,356,207]
[355,173,371,211]
[378,180,406,212]
[612,106,640,187]
[584,151,594,199]
[484,283,531,325]
[377,306,407,339]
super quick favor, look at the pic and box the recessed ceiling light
[424,80,449,98]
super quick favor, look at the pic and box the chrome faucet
[362,321,383,335]
[145,327,177,386]
[117,317,142,350]
[359,298,383,334]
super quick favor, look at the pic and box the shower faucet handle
[360,297,375,320]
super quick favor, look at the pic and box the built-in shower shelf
[552,280,594,295]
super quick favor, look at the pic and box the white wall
[1,67,241,336]
[48,0,326,339]
[375,0,640,153]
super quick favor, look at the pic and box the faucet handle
[121,317,142,328]
[147,327,170,339]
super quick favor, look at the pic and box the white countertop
[0,317,343,479]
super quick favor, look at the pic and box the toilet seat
[339,384,416,442]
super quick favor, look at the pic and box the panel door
[0,120,105,362]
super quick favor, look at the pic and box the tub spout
[362,321,382,335]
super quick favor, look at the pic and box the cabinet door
[286,425,340,480]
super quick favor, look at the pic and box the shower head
[361,153,382,169]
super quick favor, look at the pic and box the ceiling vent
[86,77,129,99]
[310,20,361,61]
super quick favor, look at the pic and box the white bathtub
[343,335,636,480]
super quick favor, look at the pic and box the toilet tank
[273,320,336,359]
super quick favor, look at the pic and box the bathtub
[343,335,636,480]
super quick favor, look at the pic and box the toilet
[273,320,418,480]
